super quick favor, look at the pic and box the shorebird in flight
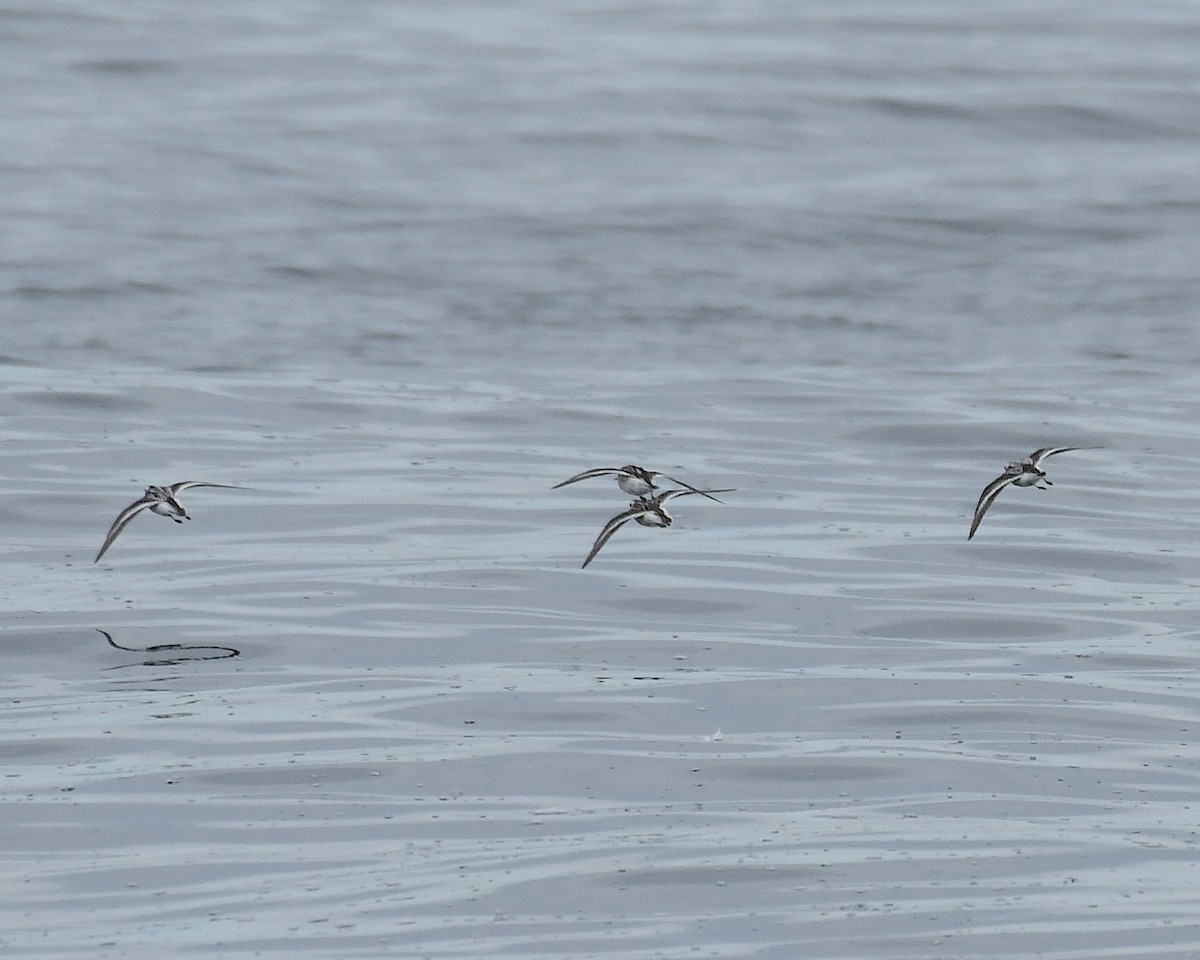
[553,464,724,502]
[968,447,1098,540]
[95,482,244,562]
[581,487,735,568]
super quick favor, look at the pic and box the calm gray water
[3,2,1200,958]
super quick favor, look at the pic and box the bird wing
[659,476,728,503]
[94,497,156,562]
[968,473,1019,540]
[974,464,1021,514]
[657,487,737,505]
[581,505,652,568]
[1027,446,1098,467]
[165,481,245,494]
[551,467,622,490]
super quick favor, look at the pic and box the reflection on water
[97,628,241,668]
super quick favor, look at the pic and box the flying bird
[969,447,1098,540]
[581,487,735,568]
[95,481,244,562]
[553,464,724,502]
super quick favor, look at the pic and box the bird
[553,464,725,502]
[968,447,1098,540]
[581,487,735,568]
[94,481,245,562]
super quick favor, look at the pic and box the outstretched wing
[581,505,653,568]
[656,487,737,506]
[165,481,246,494]
[94,496,156,562]
[1027,446,1099,468]
[552,468,623,490]
[968,473,1018,540]
[658,476,728,503]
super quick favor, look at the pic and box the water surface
[3,1,1200,957]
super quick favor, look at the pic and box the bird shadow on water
[96,628,240,669]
